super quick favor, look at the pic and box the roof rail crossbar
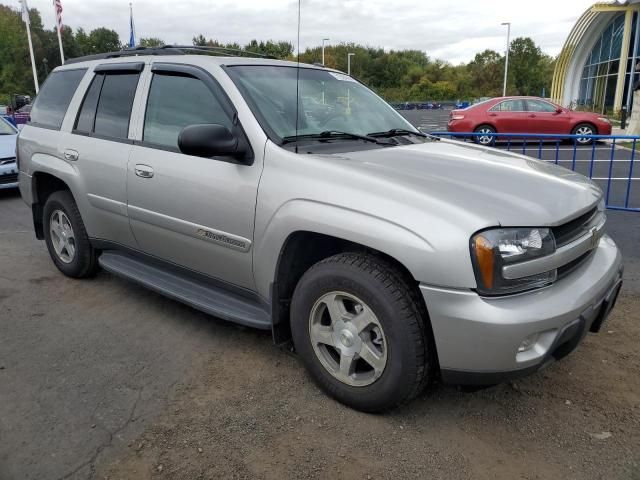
[65,47,185,64]
[160,45,277,59]
[65,45,277,64]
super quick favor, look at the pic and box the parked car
[17,50,623,412]
[448,96,612,145]
[0,117,19,189]
[14,104,31,125]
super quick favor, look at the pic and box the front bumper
[421,235,623,385]
[0,161,18,190]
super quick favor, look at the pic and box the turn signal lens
[473,235,495,289]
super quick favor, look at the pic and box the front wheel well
[270,231,424,345]
[31,173,71,239]
[571,122,598,134]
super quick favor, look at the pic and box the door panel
[525,99,569,134]
[487,99,529,133]
[126,66,262,289]
[127,146,261,289]
[64,69,142,247]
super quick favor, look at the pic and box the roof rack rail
[65,45,276,65]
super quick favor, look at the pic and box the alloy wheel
[308,291,387,387]
[49,209,76,264]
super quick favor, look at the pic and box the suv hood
[327,140,602,227]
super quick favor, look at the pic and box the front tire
[572,123,596,145]
[290,253,434,412]
[474,125,496,145]
[43,190,99,278]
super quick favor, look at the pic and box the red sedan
[447,96,612,145]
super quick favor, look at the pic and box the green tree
[139,37,165,48]
[509,37,553,96]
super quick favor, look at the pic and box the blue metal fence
[429,132,640,213]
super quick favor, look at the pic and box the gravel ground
[1,185,639,479]
[101,296,640,480]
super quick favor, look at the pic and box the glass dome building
[551,1,640,114]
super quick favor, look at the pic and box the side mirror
[555,107,563,114]
[178,124,246,160]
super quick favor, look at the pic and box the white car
[0,117,18,189]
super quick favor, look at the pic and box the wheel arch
[269,229,430,345]
[31,172,73,239]
[571,121,598,135]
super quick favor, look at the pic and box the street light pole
[322,38,330,65]
[347,52,355,76]
[502,22,511,97]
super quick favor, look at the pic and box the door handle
[63,149,79,161]
[489,113,497,117]
[134,164,154,179]
[528,114,536,118]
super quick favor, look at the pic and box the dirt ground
[99,294,640,480]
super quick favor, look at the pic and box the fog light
[518,333,540,353]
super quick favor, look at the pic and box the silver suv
[17,48,623,412]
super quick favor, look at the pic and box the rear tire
[43,190,99,278]
[572,123,596,145]
[474,125,496,145]
[290,252,434,412]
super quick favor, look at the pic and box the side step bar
[98,251,271,330]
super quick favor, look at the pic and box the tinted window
[74,75,104,133]
[30,69,86,129]
[527,99,558,113]
[143,74,232,148]
[490,100,525,112]
[94,73,140,139]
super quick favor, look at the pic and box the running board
[98,251,271,330]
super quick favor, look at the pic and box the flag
[129,3,136,48]
[54,0,63,32]
[19,0,30,25]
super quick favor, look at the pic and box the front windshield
[0,118,17,135]
[225,65,418,141]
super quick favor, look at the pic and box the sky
[30,0,598,64]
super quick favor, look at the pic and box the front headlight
[470,228,556,296]
[597,117,610,124]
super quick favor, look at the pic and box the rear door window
[30,69,87,129]
[74,72,140,140]
[489,100,526,112]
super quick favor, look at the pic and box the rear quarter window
[30,69,87,129]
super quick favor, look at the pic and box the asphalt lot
[1,111,640,479]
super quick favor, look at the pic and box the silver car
[17,49,623,411]
[0,117,19,189]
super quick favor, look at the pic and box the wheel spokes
[309,323,334,346]
[338,353,355,380]
[358,343,385,375]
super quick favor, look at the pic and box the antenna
[294,0,301,153]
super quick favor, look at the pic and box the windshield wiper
[282,130,391,145]
[367,128,433,139]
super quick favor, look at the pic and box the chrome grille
[0,173,18,184]
[552,205,603,248]
[0,157,16,165]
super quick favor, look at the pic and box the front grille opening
[0,173,18,185]
[552,206,599,247]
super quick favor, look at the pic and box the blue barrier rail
[429,132,640,213]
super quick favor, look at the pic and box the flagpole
[54,0,65,64]
[21,1,39,93]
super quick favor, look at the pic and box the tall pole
[502,22,511,97]
[322,38,329,65]
[347,52,355,76]
[20,0,39,93]
[53,0,65,64]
